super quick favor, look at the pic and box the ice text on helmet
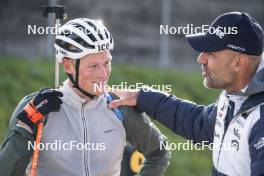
[98,43,110,51]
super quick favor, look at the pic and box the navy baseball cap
[186,12,264,56]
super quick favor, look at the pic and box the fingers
[37,95,63,113]
[51,90,63,97]
[108,96,136,108]
[48,94,63,106]
[50,98,63,112]
[38,87,63,97]
[52,96,63,104]
[108,91,139,109]
[108,99,126,109]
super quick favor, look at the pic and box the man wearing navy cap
[109,12,264,176]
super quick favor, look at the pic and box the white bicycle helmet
[54,18,114,63]
[54,18,114,98]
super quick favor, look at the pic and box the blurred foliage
[0,57,220,176]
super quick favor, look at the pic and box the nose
[197,52,208,65]
[97,65,109,79]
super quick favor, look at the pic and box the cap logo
[227,44,246,52]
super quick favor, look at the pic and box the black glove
[17,88,63,129]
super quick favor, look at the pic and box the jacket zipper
[216,121,228,171]
[81,104,89,176]
[216,100,236,171]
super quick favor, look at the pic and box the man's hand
[17,88,63,129]
[108,89,139,109]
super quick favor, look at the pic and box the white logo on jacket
[254,137,264,150]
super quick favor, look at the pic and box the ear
[233,54,248,72]
[62,58,75,75]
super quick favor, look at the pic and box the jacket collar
[60,80,105,109]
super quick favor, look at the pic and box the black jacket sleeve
[136,88,217,144]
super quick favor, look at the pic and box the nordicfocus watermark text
[160,140,239,151]
[160,24,238,36]
[28,140,106,151]
[27,23,105,35]
[27,24,61,35]
[93,82,172,93]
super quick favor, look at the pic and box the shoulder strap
[105,93,124,121]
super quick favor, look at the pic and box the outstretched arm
[109,87,217,144]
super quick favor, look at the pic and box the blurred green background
[0,57,220,176]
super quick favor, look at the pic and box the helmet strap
[67,59,97,99]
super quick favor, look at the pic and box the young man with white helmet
[0,18,170,176]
